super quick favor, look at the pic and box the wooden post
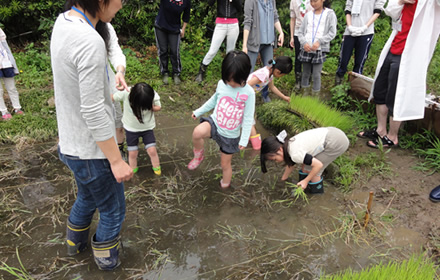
[364,191,374,229]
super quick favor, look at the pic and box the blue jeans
[59,149,126,242]
[248,44,273,99]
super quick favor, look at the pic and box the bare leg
[376,104,388,137]
[128,150,138,170]
[387,116,401,145]
[250,125,257,137]
[146,146,160,168]
[220,152,233,187]
[192,121,211,150]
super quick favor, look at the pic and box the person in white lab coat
[357,0,440,149]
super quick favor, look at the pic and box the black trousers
[336,34,374,77]
[154,26,181,75]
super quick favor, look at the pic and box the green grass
[289,95,355,133]
[321,255,438,280]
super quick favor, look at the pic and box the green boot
[92,234,122,270]
[66,220,90,256]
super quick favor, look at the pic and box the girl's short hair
[269,56,293,74]
[129,82,155,124]
[222,50,251,86]
[260,136,295,173]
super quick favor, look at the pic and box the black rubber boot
[195,63,208,83]
[66,220,90,256]
[92,234,122,270]
[298,170,308,181]
[295,72,301,90]
[307,178,324,194]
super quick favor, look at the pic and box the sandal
[357,128,379,140]
[367,135,396,149]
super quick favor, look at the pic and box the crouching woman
[260,127,349,193]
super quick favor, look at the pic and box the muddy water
[0,114,425,280]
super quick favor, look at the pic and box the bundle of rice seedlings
[289,95,354,133]
[256,100,312,135]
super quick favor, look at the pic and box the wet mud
[1,112,439,279]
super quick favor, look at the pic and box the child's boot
[298,170,308,181]
[66,220,90,256]
[92,234,122,271]
[188,149,204,170]
[152,166,161,176]
[306,177,324,194]
[249,134,262,150]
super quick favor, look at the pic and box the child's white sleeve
[153,91,161,107]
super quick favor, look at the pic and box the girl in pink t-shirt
[247,56,293,103]
[247,56,293,149]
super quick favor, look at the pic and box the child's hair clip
[276,130,287,143]
[272,60,276,65]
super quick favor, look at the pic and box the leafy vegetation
[321,254,438,280]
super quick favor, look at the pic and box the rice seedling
[286,182,309,204]
[0,248,33,280]
[256,100,313,135]
[321,254,438,280]
[289,95,355,133]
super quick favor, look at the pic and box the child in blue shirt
[188,51,255,189]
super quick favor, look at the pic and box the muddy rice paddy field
[1,103,440,279]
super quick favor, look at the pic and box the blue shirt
[258,0,275,44]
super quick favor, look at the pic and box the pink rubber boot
[249,134,262,150]
[188,149,204,170]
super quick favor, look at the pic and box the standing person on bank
[0,27,23,120]
[297,0,337,94]
[195,0,242,84]
[51,0,132,270]
[242,0,284,102]
[334,0,385,85]
[155,0,191,85]
[358,0,440,149]
[290,0,312,89]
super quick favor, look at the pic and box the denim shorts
[201,116,240,154]
[0,67,15,78]
[125,129,156,151]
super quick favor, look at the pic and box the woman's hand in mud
[191,113,197,120]
[111,159,133,183]
[297,180,308,190]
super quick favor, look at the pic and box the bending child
[247,56,293,150]
[260,127,349,193]
[112,83,162,175]
[297,0,337,93]
[247,56,293,103]
[188,50,255,189]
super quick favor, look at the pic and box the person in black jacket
[155,0,191,85]
[195,0,242,83]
